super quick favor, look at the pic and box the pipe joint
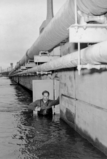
[26,50,32,60]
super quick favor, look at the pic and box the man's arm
[27,100,39,112]
[47,97,59,109]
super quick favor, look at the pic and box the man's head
[42,90,50,102]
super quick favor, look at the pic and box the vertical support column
[52,79,60,115]
[74,0,81,75]
[77,42,81,75]
[47,0,54,20]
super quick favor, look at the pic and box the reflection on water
[0,77,106,159]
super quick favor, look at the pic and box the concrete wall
[59,68,107,155]
[12,75,41,91]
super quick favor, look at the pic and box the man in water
[27,90,59,116]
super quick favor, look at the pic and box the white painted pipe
[11,0,107,75]
[16,0,76,68]
[77,0,107,16]
[13,40,107,76]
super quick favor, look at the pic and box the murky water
[0,77,106,159]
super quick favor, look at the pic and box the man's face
[43,93,49,102]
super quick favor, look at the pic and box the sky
[0,0,66,70]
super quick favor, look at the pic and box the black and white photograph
[0,0,107,158]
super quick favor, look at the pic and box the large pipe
[77,0,107,16]
[13,40,107,76]
[12,0,107,74]
[16,0,76,68]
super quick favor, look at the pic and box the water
[0,77,106,159]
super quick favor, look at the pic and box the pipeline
[77,0,107,16]
[13,0,76,72]
[12,40,107,76]
[11,0,107,75]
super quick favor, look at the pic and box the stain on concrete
[66,108,75,124]
[60,109,75,129]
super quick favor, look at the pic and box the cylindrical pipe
[13,40,107,76]
[77,0,107,16]
[17,0,76,68]
[11,0,107,74]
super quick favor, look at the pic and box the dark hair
[42,90,50,96]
